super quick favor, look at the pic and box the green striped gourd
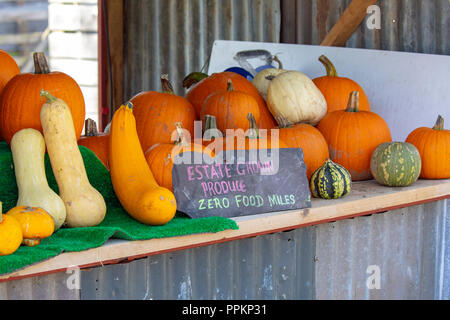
[370,142,421,187]
[309,159,352,199]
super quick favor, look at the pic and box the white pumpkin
[252,68,288,101]
[266,71,327,126]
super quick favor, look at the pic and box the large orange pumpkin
[405,115,450,179]
[145,123,214,192]
[313,55,371,113]
[185,71,277,129]
[0,52,85,145]
[78,119,109,169]
[130,74,197,153]
[200,80,260,133]
[0,49,20,95]
[317,91,392,181]
[278,123,330,179]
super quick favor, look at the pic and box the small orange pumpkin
[6,206,54,247]
[200,80,261,133]
[78,119,110,169]
[0,52,85,145]
[130,74,197,153]
[313,55,371,113]
[317,91,392,181]
[0,202,23,256]
[277,122,330,179]
[185,71,277,129]
[405,115,450,179]
[0,49,20,95]
[145,123,214,192]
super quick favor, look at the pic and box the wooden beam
[320,0,378,47]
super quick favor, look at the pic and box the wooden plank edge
[1,181,449,282]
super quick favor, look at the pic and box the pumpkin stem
[226,79,235,92]
[273,55,283,69]
[33,52,50,74]
[345,91,360,113]
[432,115,445,130]
[276,116,293,129]
[85,118,99,136]
[318,55,338,77]
[246,113,260,139]
[203,115,222,140]
[161,74,175,94]
[40,90,57,103]
[174,122,190,147]
[182,72,208,89]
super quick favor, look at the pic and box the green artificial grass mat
[0,141,238,275]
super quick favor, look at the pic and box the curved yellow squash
[109,102,177,225]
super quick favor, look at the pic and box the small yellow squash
[0,202,23,256]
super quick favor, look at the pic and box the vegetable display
[40,91,106,228]
[130,74,197,153]
[317,91,392,181]
[0,52,85,145]
[313,55,371,113]
[370,142,421,187]
[309,159,352,199]
[405,115,450,179]
[11,128,67,230]
[109,102,177,225]
[266,71,327,127]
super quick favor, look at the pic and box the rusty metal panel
[281,0,450,55]
[122,0,281,100]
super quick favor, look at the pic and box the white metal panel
[208,40,450,142]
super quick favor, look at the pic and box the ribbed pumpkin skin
[405,116,450,179]
[0,49,20,95]
[0,72,85,145]
[200,86,261,133]
[186,72,277,129]
[130,91,197,154]
[78,134,110,169]
[145,143,213,192]
[370,142,421,187]
[278,124,329,179]
[309,159,352,199]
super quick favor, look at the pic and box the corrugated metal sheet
[281,0,450,55]
[122,0,281,99]
[0,200,447,299]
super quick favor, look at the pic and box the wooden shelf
[1,179,449,282]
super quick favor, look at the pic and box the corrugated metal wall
[122,0,281,99]
[281,0,450,55]
[1,200,447,299]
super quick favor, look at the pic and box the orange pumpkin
[145,123,214,192]
[405,115,450,179]
[130,74,197,153]
[200,80,261,133]
[313,55,371,113]
[0,49,20,96]
[78,119,109,169]
[0,52,85,145]
[278,123,330,179]
[317,91,392,181]
[185,71,277,129]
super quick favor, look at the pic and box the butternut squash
[109,102,177,225]
[11,128,67,230]
[40,90,106,228]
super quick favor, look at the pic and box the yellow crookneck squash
[109,102,177,225]
[40,90,106,228]
[11,128,67,230]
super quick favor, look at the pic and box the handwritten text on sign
[172,148,311,219]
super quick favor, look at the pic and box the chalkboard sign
[172,148,311,219]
